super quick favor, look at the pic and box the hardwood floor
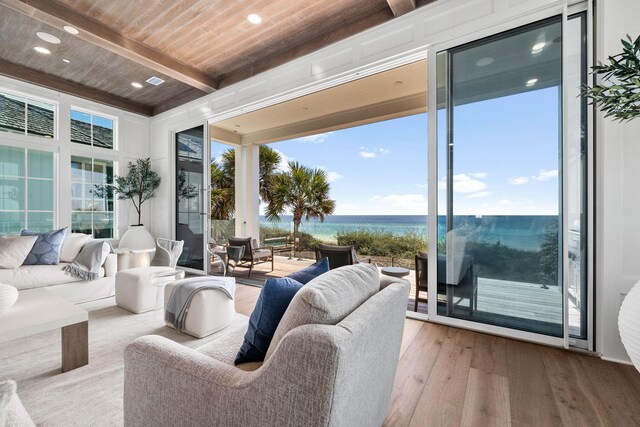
[234,284,640,427]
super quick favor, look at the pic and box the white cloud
[295,132,334,144]
[326,171,343,183]
[467,191,492,199]
[368,193,427,215]
[439,173,488,193]
[469,172,488,179]
[358,147,389,159]
[415,183,428,188]
[274,149,294,172]
[532,169,558,182]
[508,176,529,185]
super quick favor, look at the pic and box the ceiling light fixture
[36,32,61,44]
[145,76,165,86]
[63,25,79,35]
[247,14,262,25]
[62,58,71,63]
[531,41,546,54]
[476,57,494,67]
[526,78,538,87]
[131,82,143,88]
[34,46,51,55]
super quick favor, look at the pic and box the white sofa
[0,239,117,304]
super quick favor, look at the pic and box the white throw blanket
[165,277,235,333]
[63,240,111,281]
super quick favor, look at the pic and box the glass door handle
[199,187,208,216]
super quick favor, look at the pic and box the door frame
[426,1,594,351]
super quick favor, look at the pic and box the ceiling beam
[0,0,219,93]
[0,59,153,116]
[386,0,416,17]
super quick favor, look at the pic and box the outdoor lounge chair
[227,237,274,277]
[414,252,478,315]
[314,243,370,270]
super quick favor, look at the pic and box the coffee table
[0,288,89,372]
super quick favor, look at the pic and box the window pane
[27,100,54,138]
[93,212,113,238]
[0,93,26,135]
[28,179,54,211]
[0,146,25,177]
[0,211,24,235]
[70,110,92,145]
[0,177,24,210]
[28,150,54,179]
[71,212,93,235]
[27,211,54,232]
[92,115,114,149]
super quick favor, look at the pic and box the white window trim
[0,87,59,142]
[69,106,118,151]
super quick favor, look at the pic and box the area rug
[0,297,249,426]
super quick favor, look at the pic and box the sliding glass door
[431,12,589,346]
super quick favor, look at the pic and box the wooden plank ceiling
[0,0,433,116]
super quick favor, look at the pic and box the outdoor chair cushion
[264,262,379,361]
[253,249,271,260]
[235,277,304,364]
[287,257,329,284]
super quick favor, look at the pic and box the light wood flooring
[233,284,640,427]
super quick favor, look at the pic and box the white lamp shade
[619,280,640,372]
[0,284,18,313]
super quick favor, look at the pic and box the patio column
[234,143,260,239]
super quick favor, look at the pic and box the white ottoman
[164,277,236,338]
[115,267,185,313]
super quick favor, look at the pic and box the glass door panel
[437,17,565,336]
[176,125,206,272]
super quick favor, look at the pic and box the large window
[0,91,55,139]
[71,156,114,238]
[0,145,55,235]
[70,110,114,149]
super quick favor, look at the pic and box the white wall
[0,75,151,239]
[596,0,640,363]
[149,0,637,362]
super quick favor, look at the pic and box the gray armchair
[123,264,410,427]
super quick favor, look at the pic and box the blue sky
[212,86,559,216]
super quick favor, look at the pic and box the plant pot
[619,279,640,373]
[0,284,18,313]
[119,225,156,257]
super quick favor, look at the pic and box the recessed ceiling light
[247,14,262,25]
[526,78,538,87]
[62,58,71,63]
[63,25,79,35]
[531,41,546,54]
[476,57,494,67]
[145,76,165,86]
[131,82,143,88]
[33,46,51,55]
[36,32,61,44]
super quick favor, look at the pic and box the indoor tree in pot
[584,35,640,371]
[111,158,161,253]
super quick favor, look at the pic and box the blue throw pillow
[235,277,303,364]
[21,228,66,265]
[287,257,329,284]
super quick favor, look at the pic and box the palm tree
[209,145,281,220]
[265,161,335,241]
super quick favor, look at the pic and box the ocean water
[260,215,558,251]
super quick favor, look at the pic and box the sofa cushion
[60,233,91,263]
[21,228,66,265]
[0,236,37,269]
[264,262,379,361]
[287,257,329,285]
[235,277,304,364]
[0,380,15,427]
[0,264,104,290]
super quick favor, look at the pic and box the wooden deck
[215,256,582,335]
[233,284,640,426]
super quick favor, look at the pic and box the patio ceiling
[0,0,435,116]
[211,60,427,145]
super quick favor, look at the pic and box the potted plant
[584,34,640,371]
[111,158,161,252]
